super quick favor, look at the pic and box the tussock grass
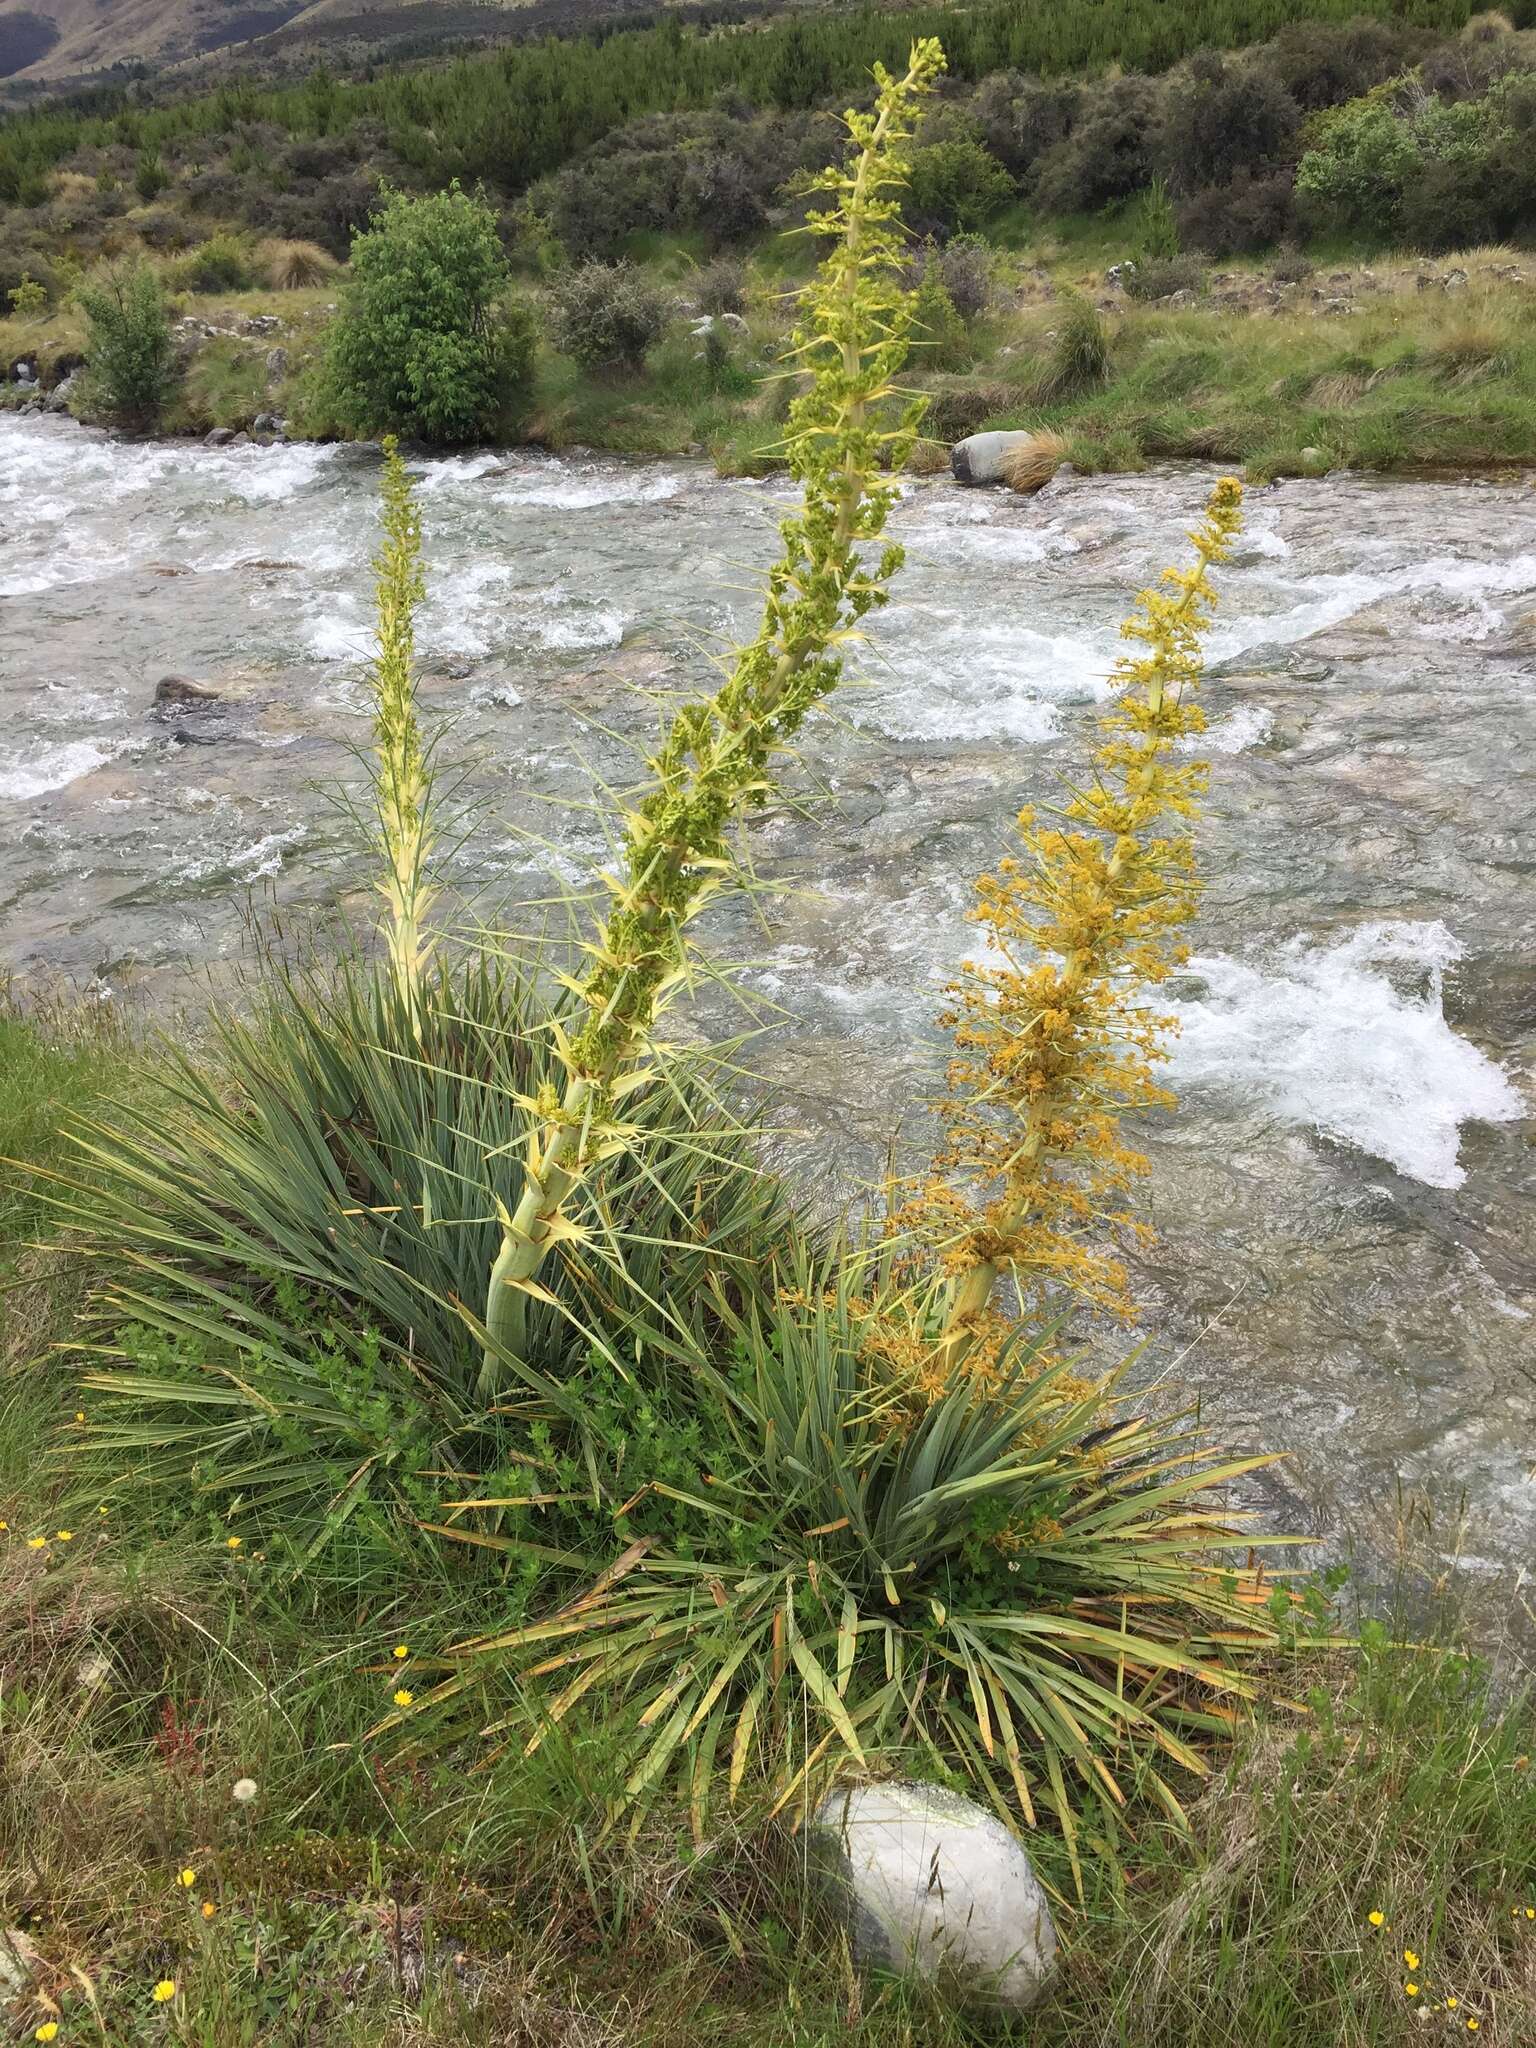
[999,428,1070,493]
[262,237,338,291]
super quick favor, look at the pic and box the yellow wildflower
[392,1644,409,1659]
[0,1520,8,1532]
[201,1901,217,1920]
[1367,1911,1384,1928]
[225,1536,241,1550]
[35,2026,59,2043]
[151,1980,176,2003]
[392,1688,414,1707]
[1404,1950,1420,1969]
[74,1411,84,1423]
[26,1536,46,1550]
[56,1530,73,1542]
[1468,2021,1479,2032]
[1405,1983,1419,1998]
[177,1868,196,1887]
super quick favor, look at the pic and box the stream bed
[2,412,1533,1585]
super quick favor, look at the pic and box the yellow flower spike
[36,2025,59,2043]
[151,1980,176,2003]
[177,1868,196,1887]
[1367,1911,1385,1928]
[392,1644,409,1659]
[393,1688,414,1708]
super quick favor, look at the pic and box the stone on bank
[810,1780,1057,2013]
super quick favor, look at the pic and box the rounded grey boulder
[811,1780,1057,2013]
[951,429,1038,486]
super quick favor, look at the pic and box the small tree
[1138,176,1180,261]
[134,149,167,202]
[910,260,968,370]
[548,259,669,371]
[77,262,175,427]
[905,135,1014,233]
[324,183,537,446]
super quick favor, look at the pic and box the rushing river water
[2,412,1533,1584]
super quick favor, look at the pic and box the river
[2,412,1533,1586]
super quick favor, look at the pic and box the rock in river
[152,675,222,714]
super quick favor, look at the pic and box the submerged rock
[810,1781,1057,2014]
[153,675,221,713]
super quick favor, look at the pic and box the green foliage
[76,261,176,427]
[547,259,670,371]
[168,229,257,293]
[6,272,45,319]
[1043,289,1112,396]
[52,954,793,1547]
[1138,175,1181,261]
[133,147,167,201]
[322,183,536,446]
[910,259,969,370]
[422,1243,1278,1876]
[905,135,1015,232]
[1126,253,1209,301]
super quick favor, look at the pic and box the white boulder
[811,1780,1057,2013]
[951,429,1037,485]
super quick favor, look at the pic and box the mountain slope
[0,0,312,81]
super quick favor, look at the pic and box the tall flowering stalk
[899,477,1246,1379]
[480,39,947,1387]
[367,437,433,1033]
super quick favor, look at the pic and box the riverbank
[4,240,1536,482]
[3,994,1535,2046]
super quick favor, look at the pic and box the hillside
[0,0,312,81]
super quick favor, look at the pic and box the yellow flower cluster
[1365,1909,1483,2030]
[895,478,1246,1383]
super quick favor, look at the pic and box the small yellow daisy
[75,1411,84,1423]
[1367,1910,1385,1928]
[177,1867,196,1887]
[151,1979,176,2003]
[392,1644,410,1659]
[201,1900,217,1920]
[35,2025,59,2043]
[393,1688,414,1708]
[1526,1907,1535,1920]
[1467,2022,1479,2033]
[56,1530,73,1542]
[226,1536,242,1550]
[1405,1983,1419,1998]
[26,1536,47,1550]
[1403,1950,1420,1970]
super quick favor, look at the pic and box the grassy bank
[5,234,1535,482]
[3,992,1534,2047]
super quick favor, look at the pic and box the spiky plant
[367,438,434,1033]
[897,476,1246,1376]
[389,1238,1281,1890]
[479,38,948,1386]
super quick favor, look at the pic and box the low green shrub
[76,261,176,426]
[1126,253,1208,302]
[1041,288,1112,394]
[322,182,538,446]
[548,258,670,371]
[169,230,257,294]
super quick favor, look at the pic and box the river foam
[1168,920,1524,1188]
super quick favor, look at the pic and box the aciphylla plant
[366,437,434,1033]
[479,38,948,1387]
[898,476,1246,1383]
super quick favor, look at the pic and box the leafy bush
[970,68,1079,177]
[933,230,992,319]
[322,183,537,445]
[1179,168,1296,254]
[169,230,257,294]
[1155,52,1299,195]
[7,273,46,319]
[904,134,1014,233]
[76,262,176,426]
[1031,75,1158,213]
[910,260,969,369]
[694,255,746,316]
[1126,253,1208,301]
[548,258,669,371]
